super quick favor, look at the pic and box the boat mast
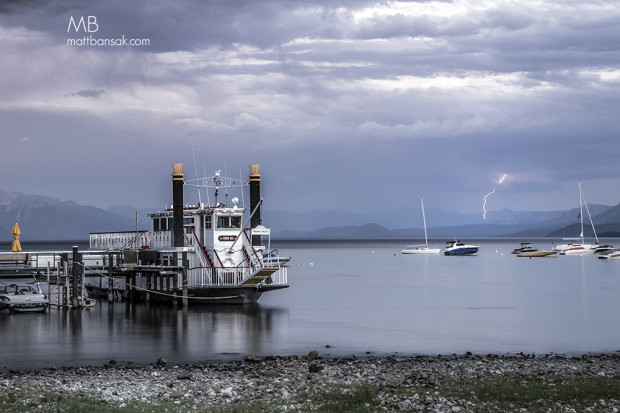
[421,196,429,248]
[578,181,584,244]
[580,186,600,244]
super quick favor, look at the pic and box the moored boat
[599,249,620,260]
[84,163,290,305]
[262,251,291,266]
[402,197,440,254]
[402,245,441,254]
[512,243,538,254]
[444,240,479,256]
[593,244,614,254]
[559,244,595,255]
[555,182,609,256]
[517,250,558,258]
[0,281,49,313]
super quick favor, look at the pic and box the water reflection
[0,303,288,372]
[3,239,620,372]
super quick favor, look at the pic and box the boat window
[205,215,211,229]
[216,216,242,229]
[217,216,228,228]
[230,216,241,228]
[153,218,160,231]
[183,217,194,227]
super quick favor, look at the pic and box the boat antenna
[224,162,229,206]
[191,145,202,205]
[203,165,211,206]
[239,167,246,209]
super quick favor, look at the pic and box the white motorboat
[444,240,479,256]
[517,249,558,258]
[599,249,620,260]
[0,281,49,313]
[593,244,615,253]
[262,251,291,266]
[402,197,440,254]
[512,243,538,254]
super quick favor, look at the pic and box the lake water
[1,239,619,372]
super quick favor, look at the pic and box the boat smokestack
[172,163,184,248]
[249,164,261,246]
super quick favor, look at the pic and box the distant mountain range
[1,190,619,241]
[264,203,620,239]
[0,191,148,241]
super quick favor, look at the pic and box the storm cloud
[1,0,619,215]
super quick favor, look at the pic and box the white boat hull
[517,250,558,257]
[402,247,440,254]
[0,283,49,313]
[599,250,620,260]
[559,245,596,255]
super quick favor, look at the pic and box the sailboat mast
[581,188,600,244]
[578,181,584,244]
[421,197,429,248]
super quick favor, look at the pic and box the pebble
[1,352,619,411]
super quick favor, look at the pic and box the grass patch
[439,374,620,412]
[0,384,381,413]
[306,382,379,413]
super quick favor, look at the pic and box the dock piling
[107,253,114,303]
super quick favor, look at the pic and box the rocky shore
[2,351,620,412]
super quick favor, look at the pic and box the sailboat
[554,182,598,256]
[402,197,440,254]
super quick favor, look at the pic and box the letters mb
[67,16,99,33]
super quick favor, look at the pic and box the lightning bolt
[482,173,507,220]
[483,189,496,220]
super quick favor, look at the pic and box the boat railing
[186,265,252,286]
[90,231,151,250]
[269,267,288,285]
[189,265,287,287]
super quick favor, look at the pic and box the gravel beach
[2,351,620,412]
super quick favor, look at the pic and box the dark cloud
[67,89,105,98]
[1,0,619,214]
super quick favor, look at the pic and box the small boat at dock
[262,251,291,266]
[0,280,49,313]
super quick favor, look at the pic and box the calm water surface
[1,239,619,371]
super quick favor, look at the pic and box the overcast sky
[1,0,619,216]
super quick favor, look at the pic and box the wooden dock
[0,246,192,308]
